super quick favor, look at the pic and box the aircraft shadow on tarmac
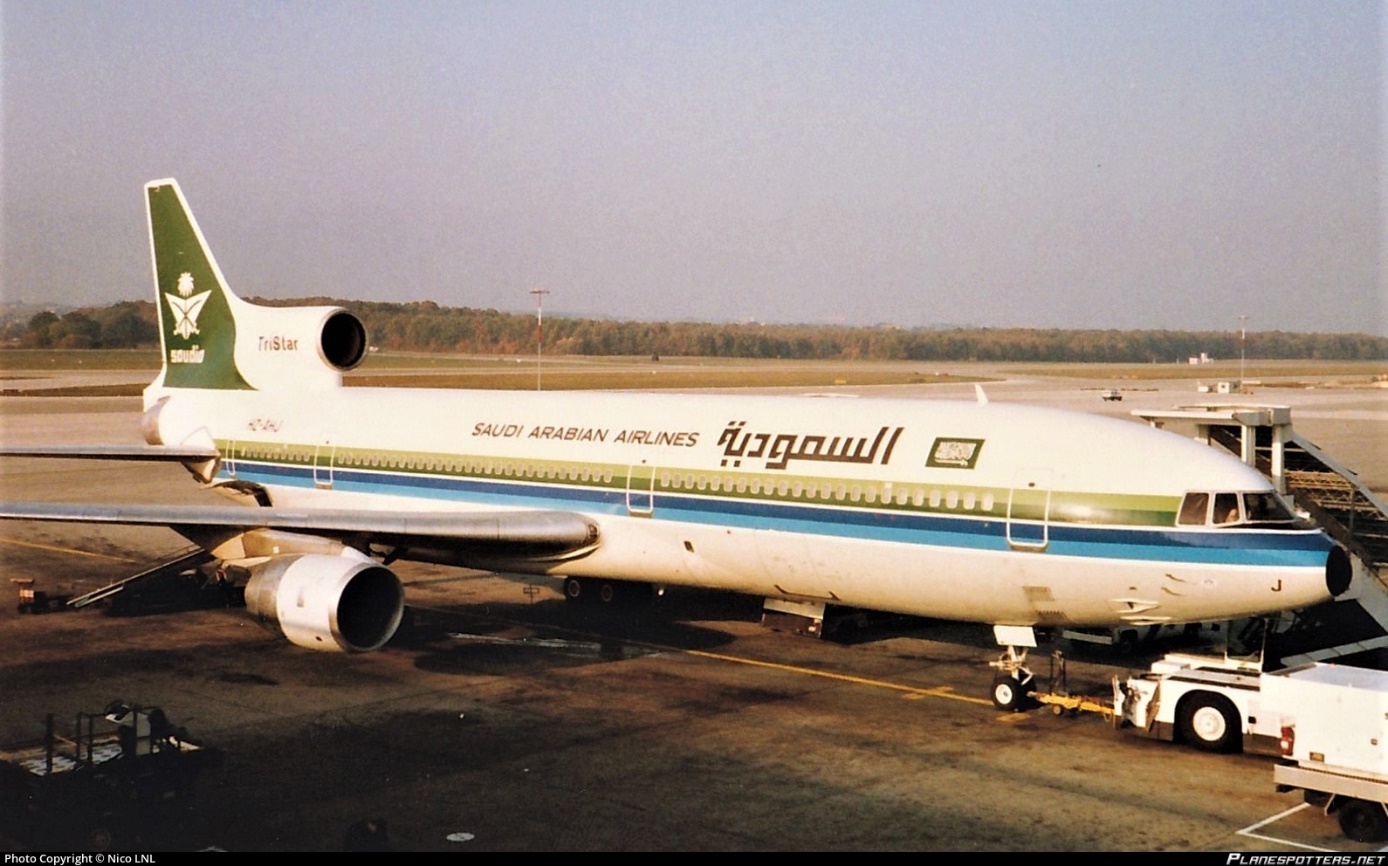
[402,592,749,677]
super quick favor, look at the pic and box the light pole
[1239,314,1248,393]
[530,288,550,391]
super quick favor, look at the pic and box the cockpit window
[1178,490,1296,528]
[1177,492,1210,526]
[1243,492,1294,525]
[1212,493,1241,526]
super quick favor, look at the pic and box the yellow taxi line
[0,536,137,563]
[686,648,995,706]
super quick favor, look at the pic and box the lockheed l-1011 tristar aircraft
[0,180,1352,710]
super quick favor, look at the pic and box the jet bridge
[1133,403,1388,664]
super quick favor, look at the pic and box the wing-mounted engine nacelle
[243,551,404,652]
[233,304,368,390]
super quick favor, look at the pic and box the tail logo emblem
[166,272,211,340]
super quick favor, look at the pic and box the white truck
[1115,656,1388,842]
[1267,664,1388,843]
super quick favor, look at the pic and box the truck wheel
[991,674,1035,712]
[1177,693,1241,753]
[1338,799,1388,843]
[85,826,114,852]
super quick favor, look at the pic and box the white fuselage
[145,382,1337,628]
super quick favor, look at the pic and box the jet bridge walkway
[1134,403,1388,664]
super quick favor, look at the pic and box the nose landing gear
[989,625,1040,711]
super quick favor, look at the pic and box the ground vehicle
[1268,664,1388,843]
[1117,655,1388,842]
[0,701,210,849]
[11,578,71,614]
[1113,652,1283,754]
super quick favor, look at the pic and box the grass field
[0,350,989,391]
[0,349,1382,394]
[349,367,980,391]
[1013,359,1388,381]
[0,349,162,371]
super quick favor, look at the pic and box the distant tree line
[10,302,159,349]
[6,297,1386,362]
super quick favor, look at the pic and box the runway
[0,365,1384,851]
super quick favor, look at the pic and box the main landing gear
[989,625,1039,712]
[562,577,656,607]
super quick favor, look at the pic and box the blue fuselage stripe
[227,463,1331,569]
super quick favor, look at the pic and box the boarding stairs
[1199,421,1388,580]
[1280,442,1388,579]
[1135,404,1388,664]
[66,548,212,609]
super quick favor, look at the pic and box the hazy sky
[2,1,1383,333]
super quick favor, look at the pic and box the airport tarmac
[0,366,1384,851]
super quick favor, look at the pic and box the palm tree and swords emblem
[165,272,211,340]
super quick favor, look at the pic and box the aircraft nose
[1326,544,1353,597]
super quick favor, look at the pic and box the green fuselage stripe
[219,439,1179,527]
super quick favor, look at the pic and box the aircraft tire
[1177,693,1241,753]
[991,674,1034,712]
[1338,799,1388,843]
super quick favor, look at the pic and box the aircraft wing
[0,445,222,461]
[0,502,601,562]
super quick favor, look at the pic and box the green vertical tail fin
[146,179,253,390]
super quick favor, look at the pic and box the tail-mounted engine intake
[318,309,368,372]
[230,304,369,390]
[243,551,404,652]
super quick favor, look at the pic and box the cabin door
[313,443,335,490]
[1006,468,1052,551]
[626,462,655,516]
